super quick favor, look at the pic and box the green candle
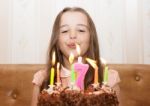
[69,52,75,83]
[103,65,108,84]
[71,64,75,83]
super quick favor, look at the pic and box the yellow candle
[50,51,56,85]
[50,67,54,85]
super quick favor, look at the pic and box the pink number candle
[74,44,89,89]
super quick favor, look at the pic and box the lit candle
[69,52,75,83]
[50,68,54,85]
[76,43,82,63]
[101,58,108,85]
[74,44,89,89]
[57,62,60,84]
[103,66,108,84]
[86,58,99,84]
[56,62,60,84]
[50,51,55,85]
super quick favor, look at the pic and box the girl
[31,7,120,106]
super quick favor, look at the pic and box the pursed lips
[67,43,76,49]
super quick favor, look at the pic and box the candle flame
[76,43,81,55]
[86,58,99,84]
[52,51,56,66]
[69,52,74,64]
[86,58,97,69]
[101,58,107,65]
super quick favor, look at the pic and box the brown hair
[42,7,103,90]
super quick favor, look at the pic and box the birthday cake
[37,85,119,106]
[38,49,119,106]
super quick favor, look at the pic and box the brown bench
[0,64,150,106]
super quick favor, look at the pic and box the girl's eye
[78,30,85,32]
[61,30,68,33]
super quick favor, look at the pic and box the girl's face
[58,11,90,59]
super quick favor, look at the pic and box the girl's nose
[69,31,77,39]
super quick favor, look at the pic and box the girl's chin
[67,51,78,57]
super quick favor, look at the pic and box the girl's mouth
[67,43,76,49]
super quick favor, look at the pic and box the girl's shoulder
[107,69,121,87]
[32,69,47,87]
